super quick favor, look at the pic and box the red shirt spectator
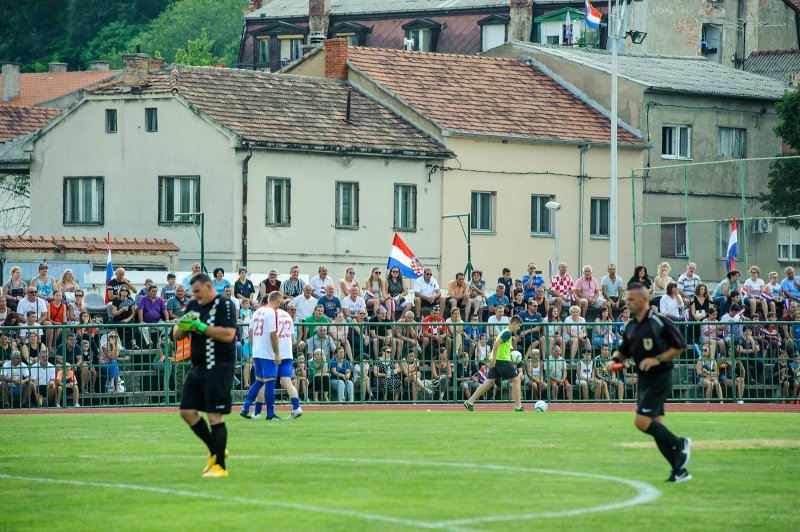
[422,312,446,335]
[550,262,575,299]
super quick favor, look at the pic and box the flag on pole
[387,234,425,279]
[725,218,738,272]
[564,10,573,45]
[584,0,601,29]
[104,232,113,303]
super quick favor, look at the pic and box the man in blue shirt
[781,266,800,307]
[317,285,342,319]
[515,298,543,354]
[521,263,545,301]
[486,284,510,314]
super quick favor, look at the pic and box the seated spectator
[342,285,367,320]
[234,268,255,302]
[467,270,487,321]
[167,285,191,320]
[306,325,336,361]
[696,346,722,400]
[524,349,546,400]
[486,306,509,343]
[743,266,768,318]
[30,263,57,302]
[303,305,329,341]
[414,268,442,319]
[400,349,428,399]
[651,262,673,307]
[330,347,354,402]
[19,311,44,350]
[138,284,169,329]
[317,285,342,320]
[701,307,725,357]
[474,333,490,362]
[712,270,741,315]
[781,266,800,310]
[592,306,616,349]
[46,290,74,348]
[17,287,49,333]
[546,344,572,400]
[291,285,318,329]
[532,286,549,316]
[791,354,800,402]
[111,286,137,349]
[55,365,80,407]
[282,266,305,306]
[562,306,589,361]
[783,301,799,322]
[690,283,712,322]
[718,352,745,400]
[0,296,9,324]
[677,262,702,306]
[600,264,625,312]
[20,329,43,365]
[720,303,746,347]
[222,286,240,314]
[2,265,28,312]
[395,310,420,358]
[99,331,128,392]
[259,269,282,299]
[352,356,372,401]
[573,265,606,317]
[384,267,412,318]
[307,349,330,402]
[737,326,763,384]
[463,316,482,358]
[445,308,468,355]
[772,352,793,398]
[160,273,179,301]
[376,346,403,401]
[346,308,370,361]
[497,267,514,300]
[339,267,359,301]
[239,297,253,322]
[3,312,22,344]
[69,289,88,320]
[510,291,526,317]
[659,282,684,321]
[549,262,576,313]
[446,272,471,319]
[541,305,564,358]
[0,333,15,361]
[54,332,83,369]
[595,345,621,400]
[106,267,137,304]
[764,271,782,315]
[30,349,57,407]
[2,351,33,407]
[212,268,231,296]
[577,350,600,400]
[457,352,479,399]
[74,312,99,358]
[521,263,545,302]
[181,262,202,289]
[329,311,352,360]
[78,339,97,393]
[514,279,523,299]
[292,354,308,401]
[759,311,782,357]
[369,306,398,359]
[487,284,510,316]
[57,268,80,301]
[421,306,446,360]
[310,265,334,299]
[431,347,452,400]
[627,266,653,297]
[135,279,154,304]
[516,298,542,355]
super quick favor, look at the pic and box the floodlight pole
[609,0,620,266]
[175,212,206,274]
[442,213,473,278]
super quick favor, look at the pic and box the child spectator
[352,356,372,401]
[718,352,745,400]
[524,349,546,400]
[239,297,253,322]
[577,350,599,400]
[696,346,722,400]
[595,345,620,400]
[773,352,792,398]
[55,364,80,407]
[308,349,330,402]
[293,353,309,401]
[376,346,403,401]
[547,344,572,400]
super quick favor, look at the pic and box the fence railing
[0,319,797,409]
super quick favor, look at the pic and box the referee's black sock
[645,421,681,468]
[190,418,215,455]
[211,422,227,469]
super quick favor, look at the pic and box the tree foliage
[762,90,800,228]
[80,22,147,70]
[175,29,222,66]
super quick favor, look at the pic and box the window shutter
[62,178,68,224]
[353,183,360,227]
[411,185,417,230]
[98,178,105,224]
[286,180,291,226]
[158,177,163,224]
[335,182,340,226]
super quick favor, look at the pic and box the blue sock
[254,402,263,416]
[291,397,300,410]
[265,380,277,418]
[242,380,265,412]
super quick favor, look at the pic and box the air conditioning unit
[753,219,773,234]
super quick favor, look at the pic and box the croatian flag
[734,306,747,318]
[761,290,774,303]
[104,232,113,303]
[387,234,425,279]
[478,366,488,383]
[585,0,601,30]
[725,218,738,272]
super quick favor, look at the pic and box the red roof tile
[346,47,645,146]
[0,71,121,107]
[0,106,61,142]
[0,236,180,254]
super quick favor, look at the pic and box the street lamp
[175,212,206,274]
[545,201,561,266]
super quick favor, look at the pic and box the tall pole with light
[545,201,562,266]
[175,212,206,274]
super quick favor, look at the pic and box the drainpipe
[578,144,592,269]
[241,146,253,268]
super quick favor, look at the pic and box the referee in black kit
[175,272,238,478]
[608,283,693,483]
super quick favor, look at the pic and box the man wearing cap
[1,351,33,407]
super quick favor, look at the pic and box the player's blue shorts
[253,358,293,379]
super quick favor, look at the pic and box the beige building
[287,40,647,281]
[27,54,451,276]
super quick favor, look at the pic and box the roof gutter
[242,140,452,159]
[447,130,647,150]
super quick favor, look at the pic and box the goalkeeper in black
[607,283,693,483]
[175,272,238,478]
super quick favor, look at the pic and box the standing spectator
[291,285,318,326]
[308,349,330,402]
[30,263,57,302]
[677,262,702,304]
[744,266,768,318]
[549,262,575,313]
[737,326,763,384]
[384,267,412,318]
[317,285,342,320]
[627,266,653,296]
[338,267,359,301]
[601,264,625,312]
[2,351,32,407]
[414,268,442,319]
[521,263,545,302]
[233,268,255,302]
[330,347,354,402]
[160,273,179,301]
[486,306,509,344]
[329,311,352,360]
[181,262,202,289]
[258,269,282,298]
[573,265,606,317]
[497,267,514,300]
[659,283,685,321]
[342,285,367,320]
[516,299,542,355]
[211,268,231,296]
[696,346,722,400]
[57,269,80,302]
[563,305,589,361]
[30,349,57,407]
[78,338,97,393]
[457,352,479,399]
[765,271,782,315]
[652,262,673,307]
[282,266,305,306]
[376,346,402,401]
[781,266,800,309]
[111,286,137,349]
[431,347,452,400]
[486,284,510,315]
[310,265,334,298]
[712,270,741,315]
[546,344,572,400]
[467,270,487,321]
[718,352,745,400]
[306,325,336,361]
[106,268,137,303]
[446,272,471,319]
[363,267,390,317]
[167,285,191,320]
[3,266,28,312]
[138,285,169,347]
[421,306,447,360]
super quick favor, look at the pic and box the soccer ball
[510,351,523,364]
[534,400,548,412]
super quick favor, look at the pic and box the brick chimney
[1,63,20,101]
[150,57,166,70]
[508,0,534,42]
[89,60,110,71]
[122,53,151,87]
[48,62,68,73]
[324,38,349,79]
[249,0,263,11]
[309,0,331,41]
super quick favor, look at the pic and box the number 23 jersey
[249,306,295,360]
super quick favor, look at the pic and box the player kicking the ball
[175,273,237,478]
[607,283,692,483]
[464,315,524,412]
[240,291,302,421]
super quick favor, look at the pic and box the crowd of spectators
[1,260,800,407]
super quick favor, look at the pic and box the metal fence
[1,319,797,409]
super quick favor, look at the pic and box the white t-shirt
[30,362,56,384]
[563,315,586,337]
[579,360,594,381]
[17,297,48,320]
[339,278,359,301]
[19,323,44,341]
[2,361,29,382]
[659,295,682,317]
[290,294,318,321]
[414,277,440,298]
[249,307,295,361]
[744,278,765,299]
[343,296,366,316]
[487,315,509,337]
[310,276,334,298]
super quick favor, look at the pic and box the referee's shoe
[667,438,692,483]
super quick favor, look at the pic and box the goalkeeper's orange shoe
[202,464,228,478]
[202,449,230,474]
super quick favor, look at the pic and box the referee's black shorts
[636,370,672,418]
[487,360,518,381]
[180,366,234,414]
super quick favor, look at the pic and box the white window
[278,37,302,66]
[335,181,359,229]
[471,191,495,232]
[159,176,200,224]
[481,24,506,52]
[777,224,800,261]
[716,221,744,260]
[717,127,746,158]
[63,177,104,225]
[662,125,691,159]
[590,197,609,238]
[266,178,290,226]
[394,184,417,231]
[530,195,553,236]
[145,108,158,132]
[105,109,117,134]
[256,38,270,66]
[407,29,432,51]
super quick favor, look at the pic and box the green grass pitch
[0,410,797,530]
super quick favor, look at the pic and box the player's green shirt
[495,328,513,361]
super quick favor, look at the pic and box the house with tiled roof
[286,40,648,276]
[489,42,794,279]
[0,62,120,108]
[25,53,452,273]
[745,49,800,87]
